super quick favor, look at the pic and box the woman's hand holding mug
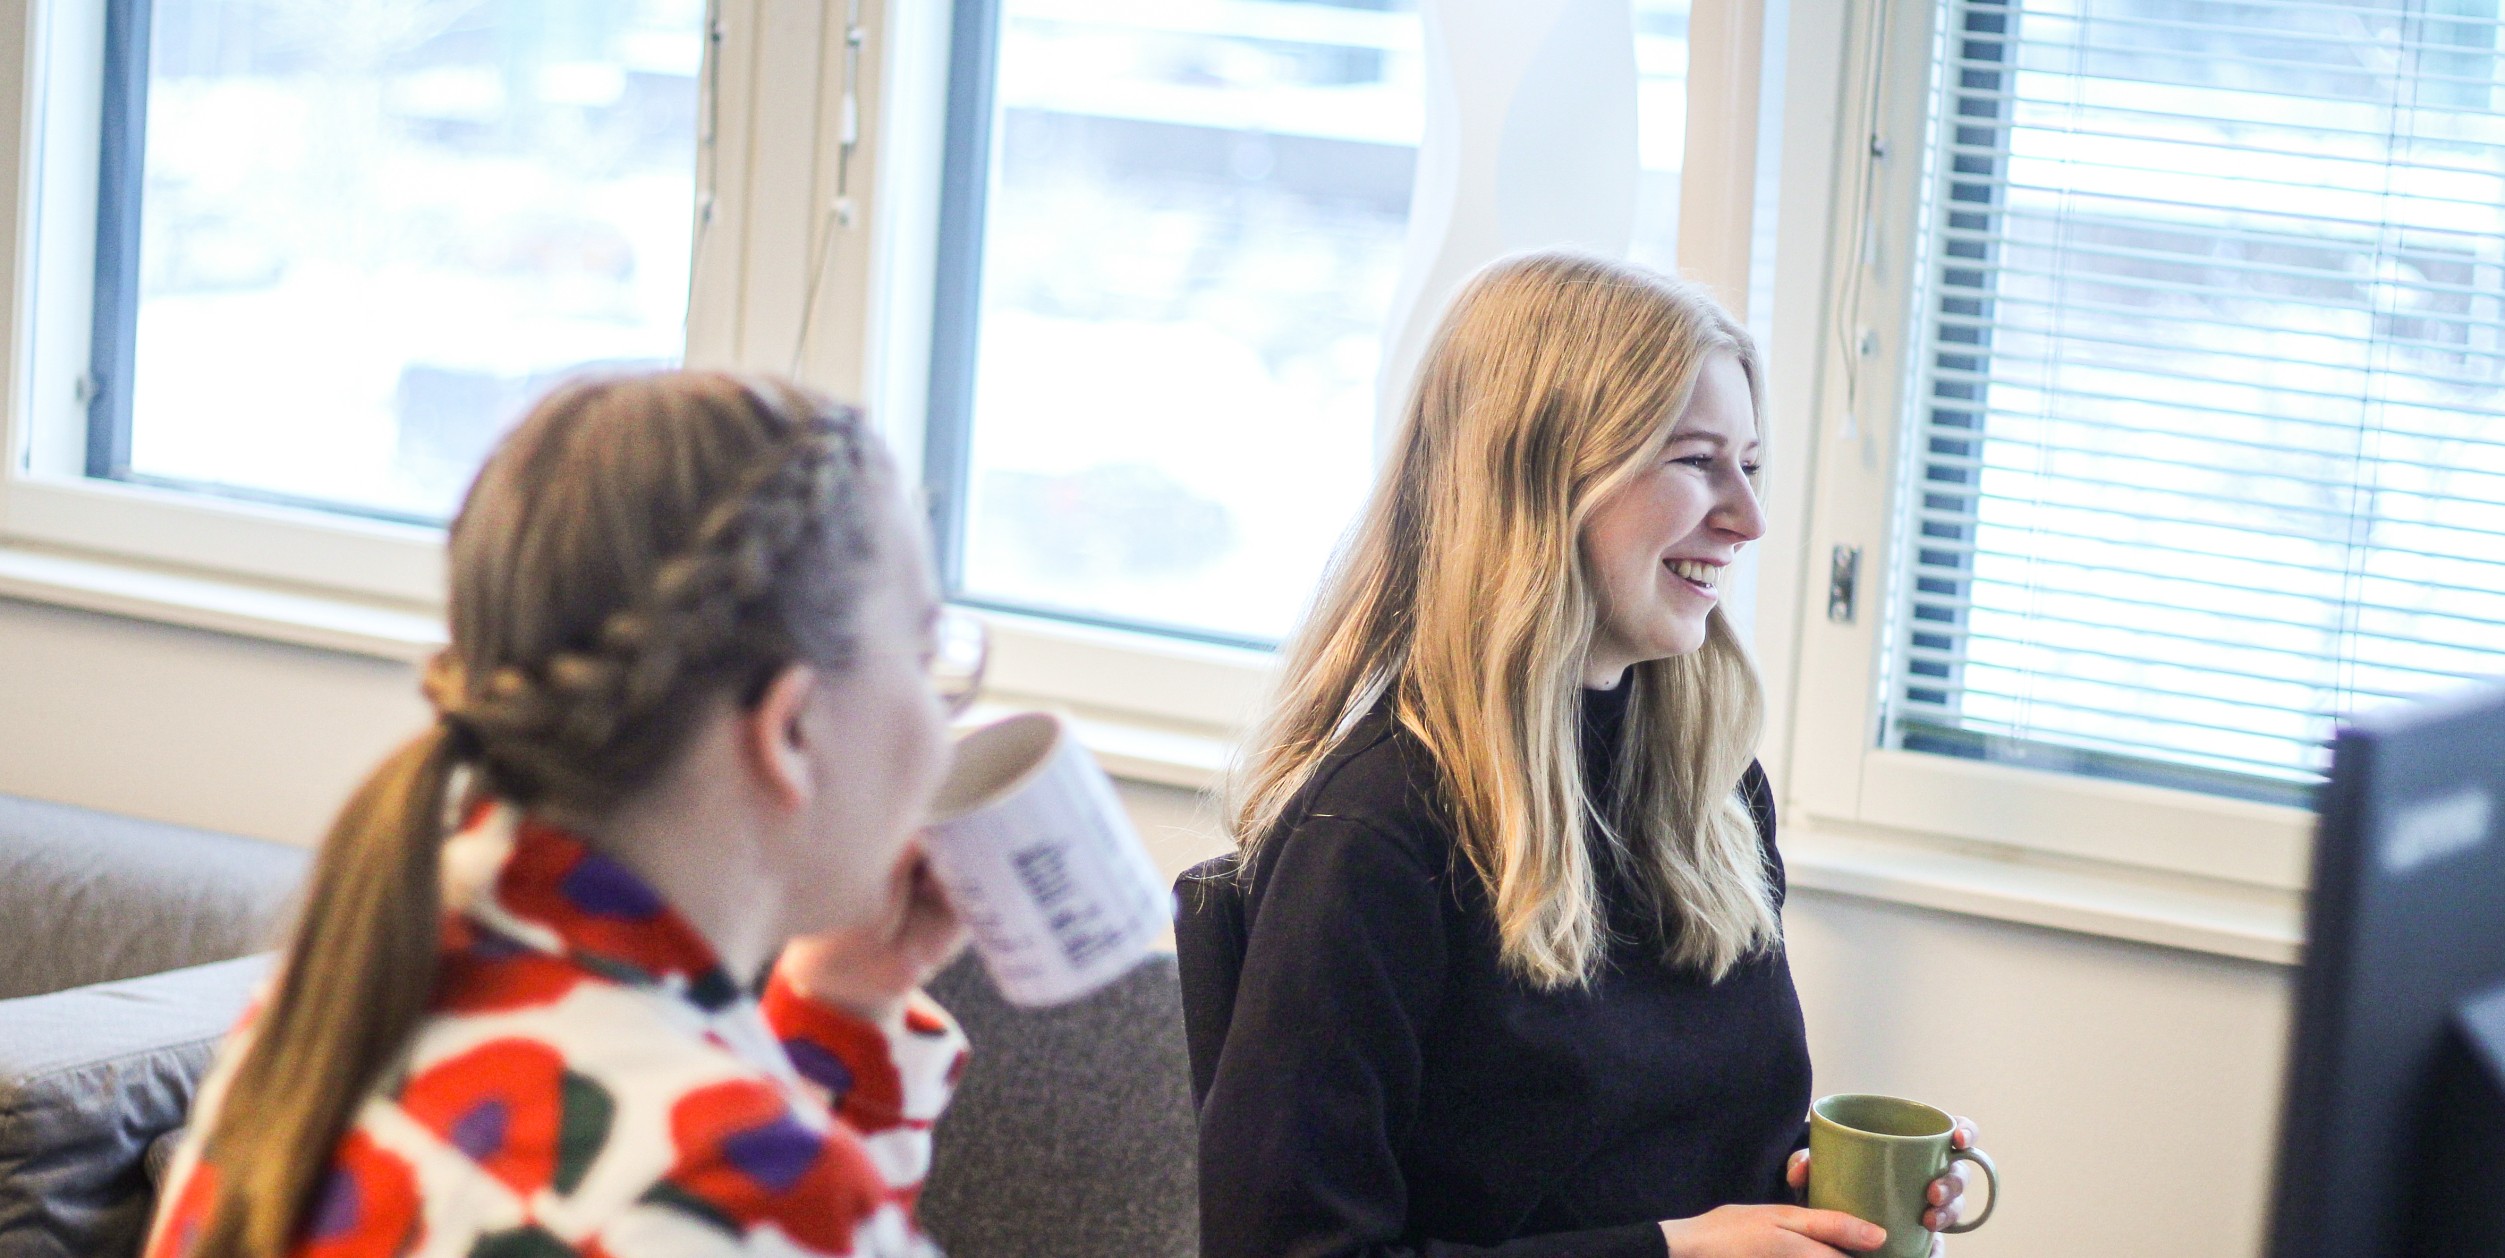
[776,844,969,1023]
[1793,1097,1983,1252]
[1659,1204,1889,1256]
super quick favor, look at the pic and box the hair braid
[442,387,870,810]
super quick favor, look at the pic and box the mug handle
[1939,1146,1998,1234]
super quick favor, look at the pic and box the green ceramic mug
[1805,1094,1998,1258]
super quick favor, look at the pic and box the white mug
[920,711,1170,1007]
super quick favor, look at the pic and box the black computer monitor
[2267,680,2505,1258]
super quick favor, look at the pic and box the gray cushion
[0,796,307,1000]
[921,951,1197,1257]
[141,1130,183,1194]
[0,955,269,1258]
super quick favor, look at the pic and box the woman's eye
[1741,463,1764,478]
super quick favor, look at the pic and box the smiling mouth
[1666,558,1720,596]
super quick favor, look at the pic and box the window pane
[1889,0,2505,804]
[119,0,704,522]
[953,0,1692,645]
[1631,0,1693,275]
[955,0,1422,644]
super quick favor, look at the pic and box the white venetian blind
[1890,0,2505,805]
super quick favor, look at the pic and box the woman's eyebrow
[1665,431,1762,456]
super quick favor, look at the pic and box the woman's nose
[1715,470,1767,542]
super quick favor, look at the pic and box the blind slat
[1936,230,2505,306]
[2004,6,2505,55]
[1903,610,2480,690]
[1905,525,2505,612]
[1943,87,2505,153]
[1903,641,2454,705]
[1962,50,2505,100]
[1930,294,2505,385]
[1913,554,2505,651]
[1898,684,2330,763]
[1918,413,2505,490]
[1920,440,2505,526]
[1929,360,2505,434]
[1915,496,2505,583]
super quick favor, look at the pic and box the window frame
[1764,0,2316,911]
[0,0,872,622]
[907,0,1789,758]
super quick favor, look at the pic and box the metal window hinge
[73,371,97,406]
[1827,545,1862,624]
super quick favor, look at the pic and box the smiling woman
[1187,253,1984,1257]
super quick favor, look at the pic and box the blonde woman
[1192,254,1983,1257]
[146,373,979,1258]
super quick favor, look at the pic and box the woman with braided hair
[144,372,982,1258]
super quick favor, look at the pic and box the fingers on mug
[1939,1144,1998,1235]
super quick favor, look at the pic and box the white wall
[0,592,2295,1258]
[1786,890,2292,1258]
[0,596,424,843]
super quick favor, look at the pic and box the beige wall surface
[0,595,2295,1258]
[1786,891,2293,1258]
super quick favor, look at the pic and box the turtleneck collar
[1579,678,1636,808]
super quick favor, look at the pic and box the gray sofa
[0,792,1196,1257]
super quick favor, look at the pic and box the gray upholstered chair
[0,795,308,1258]
[921,950,1199,1256]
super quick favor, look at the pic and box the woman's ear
[739,663,820,811]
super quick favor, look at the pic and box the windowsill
[0,542,442,662]
[0,541,2305,965]
[958,697,1232,794]
[1781,827,2304,967]
[0,541,1243,788]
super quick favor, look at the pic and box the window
[925,0,1694,649]
[89,0,705,525]
[1889,0,2505,808]
[1,0,849,618]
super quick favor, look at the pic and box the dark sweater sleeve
[1197,815,1668,1258]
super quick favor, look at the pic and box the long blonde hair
[1231,252,1778,988]
[187,372,886,1258]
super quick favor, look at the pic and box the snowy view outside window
[1890,0,2505,803]
[953,0,1691,644]
[116,0,702,522]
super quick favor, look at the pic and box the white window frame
[899,0,1786,784]
[0,0,882,655]
[1751,0,2312,962]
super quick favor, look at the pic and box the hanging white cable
[687,0,726,343]
[792,0,867,378]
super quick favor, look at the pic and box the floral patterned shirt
[145,807,969,1258]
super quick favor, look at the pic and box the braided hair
[186,372,885,1258]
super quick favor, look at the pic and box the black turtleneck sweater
[1197,685,1811,1258]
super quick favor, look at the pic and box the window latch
[1827,545,1862,624]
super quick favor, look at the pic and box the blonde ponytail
[191,725,461,1258]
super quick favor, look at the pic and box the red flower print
[645,1080,885,1253]
[399,1039,615,1201]
[493,822,736,1008]
[433,920,586,1016]
[295,1130,424,1258]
